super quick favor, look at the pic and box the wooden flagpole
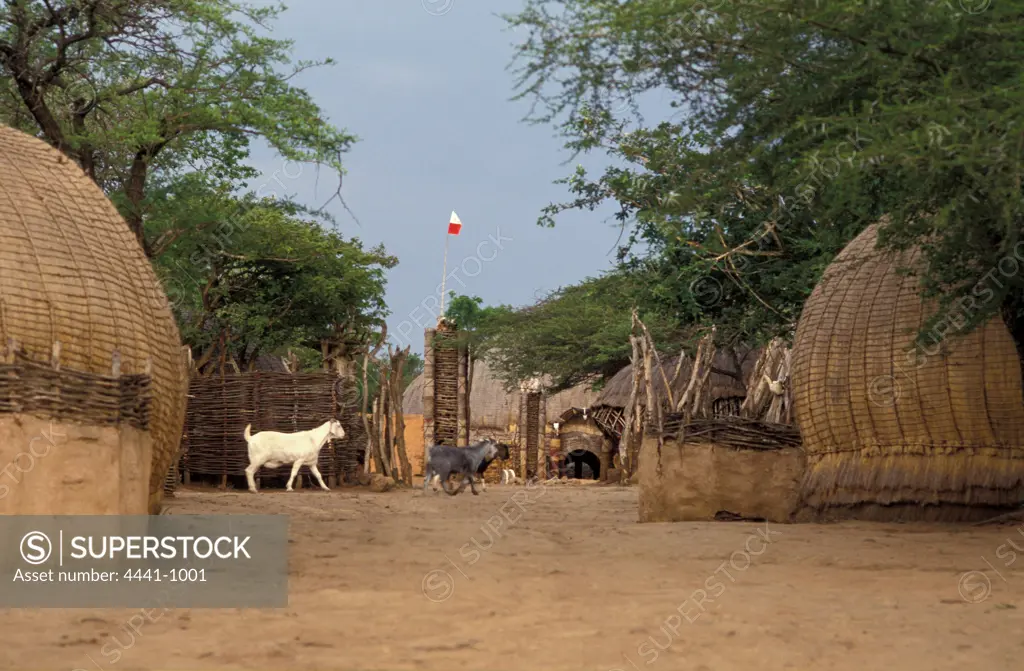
[439,230,451,317]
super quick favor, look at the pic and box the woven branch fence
[174,371,365,488]
[1,347,151,430]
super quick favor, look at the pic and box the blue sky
[245,0,629,355]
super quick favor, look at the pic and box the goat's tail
[243,423,252,442]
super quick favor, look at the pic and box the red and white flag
[447,210,462,235]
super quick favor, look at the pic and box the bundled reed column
[422,328,435,450]
[423,321,469,447]
[537,389,547,480]
[457,343,469,446]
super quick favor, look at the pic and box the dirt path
[2,482,1022,670]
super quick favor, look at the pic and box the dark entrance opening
[563,449,600,480]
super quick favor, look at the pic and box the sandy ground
[2,481,1024,670]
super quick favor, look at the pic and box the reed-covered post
[423,328,435,451]
[518,390,528,477]
[457,340,468,446]
[537,388,547,480]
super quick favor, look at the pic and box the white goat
[243,419,345,493]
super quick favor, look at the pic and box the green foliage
[444,293,509,332]
[0,2,387,373]
[0,0,355,253]
[152,177,395,373]
[448,272,685,391]
[506,0,1024,357]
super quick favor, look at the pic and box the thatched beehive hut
[791,222,1024,521]
[0,125,188,515]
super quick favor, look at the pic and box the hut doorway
[563,449,601,480]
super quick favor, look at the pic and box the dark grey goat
[423,439,501,496]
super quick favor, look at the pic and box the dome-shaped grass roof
[0,125,188,514]
[791,222,1024,514]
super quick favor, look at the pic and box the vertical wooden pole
[537,390,547,480]
[518,392,528,477]
[423,329,435,451]
[457,336,468,446]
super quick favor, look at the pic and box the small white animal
[243,419,345,493]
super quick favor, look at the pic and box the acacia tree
[154,182,396,375]
[0,0,354,255]
[506,0,1024,374]
[446,272,683,391]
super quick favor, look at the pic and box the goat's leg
[309,463,330,491]
[285,460,303,491]
[422,467,433,492]
[245,462,260,493]
[441,470,467,496]
[467,472,480,495]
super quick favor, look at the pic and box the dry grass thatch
[404,358,602,429]
[594,349,759,409]
[546,383,602,418]
[0,125,188,515]
[791,222,1024,513]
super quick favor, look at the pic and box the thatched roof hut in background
[791,222,1024,521]
[404,358,519,432]
[546,383,602,419]
[404,358,603,431]
[253,354,291,373]
[591,349,760,437]
[0,125,188,515]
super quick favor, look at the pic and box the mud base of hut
[638,435,806,524]
[793,502,1019,523]
[0,416,151,514]
[800,451,1024,522]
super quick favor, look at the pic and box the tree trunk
[390,346,412,486]
[619,323,644,482]
[381,376,391,474]
[361,354,373,474]
[124,151,153,256]
[10,70,68,154]
[675,328,717,419]
[370,396,384,475]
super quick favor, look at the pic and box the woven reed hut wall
[638,414,805,523]
[178,372,364,487]
[791,222,1024,521]
[0,126,187,515]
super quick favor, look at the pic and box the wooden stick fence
[176,371,365,488]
